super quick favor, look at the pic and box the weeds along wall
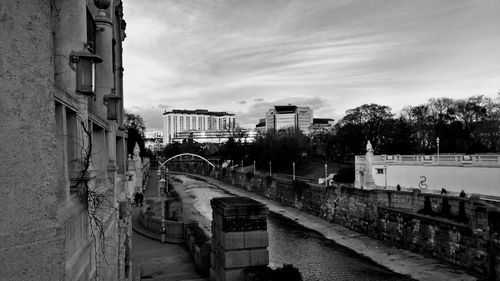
[170,163,500,279]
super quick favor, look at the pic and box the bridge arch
[159,153,215,168]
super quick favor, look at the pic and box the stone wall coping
[211,197,268,217]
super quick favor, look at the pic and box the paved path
[174,172,478,281]
[131,169,207,281]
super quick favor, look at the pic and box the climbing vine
[70,116,118,270]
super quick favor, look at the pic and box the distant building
[145,129,164,139]
[255,118,266,134]
[172,129,258,143]
[145,129,164,151]
[355,152,500,197]
[265,105,313,133]
[162,109,235,144]
[311,118,335,131]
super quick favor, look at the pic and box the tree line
[132,94,500,174]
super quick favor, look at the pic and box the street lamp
[436,137,440,162]
[293,162,295,180]
[70,49,102,95]
[103,90,121,120]
[159,177,166,243]
[269,161,272,177]
[324,164,328,186]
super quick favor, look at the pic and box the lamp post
[269,161,272,177]
[292,162,296,180]
[436,137,440,163]
[165,168,169,194]
[253,161,256,174]
[241,160,244,173]
[159,177,166,243]
[157,169,161,196]
[384,163,388,189]
[324,164,328,186]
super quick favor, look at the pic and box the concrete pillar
[210,197,269,281]
[94,13,114,118]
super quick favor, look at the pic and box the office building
[265,105,313,133]
[162,109,235,144]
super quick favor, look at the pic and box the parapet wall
[172,164,500,279]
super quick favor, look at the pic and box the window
[376,168,384,174]
[86,8,96,53]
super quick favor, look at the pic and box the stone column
[210,197,269,281]
[94,11,114,118]
[108,121,118,185]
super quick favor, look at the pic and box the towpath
[131,170,206,281]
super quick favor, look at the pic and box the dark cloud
[123,1,500,131]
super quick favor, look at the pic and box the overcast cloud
[123,0,500,129]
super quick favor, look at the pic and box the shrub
[272,264,303,281]
[243,264,303,281]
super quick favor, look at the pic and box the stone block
[220,231,245,250]
[211,197,268,218]
[244,230,268,248]
[250,249,269,266]
[224,249,250,268]
[221,268,245,281]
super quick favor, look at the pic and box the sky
[122,0,500,130]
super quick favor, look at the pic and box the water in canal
[177,175,414,281]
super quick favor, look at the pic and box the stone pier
[210,197,269,281]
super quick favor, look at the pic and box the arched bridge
[159,153,216,168]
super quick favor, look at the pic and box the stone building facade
[1,1,131,280]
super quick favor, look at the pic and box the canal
[174,175,414,281]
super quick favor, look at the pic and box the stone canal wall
[172,164,500,279]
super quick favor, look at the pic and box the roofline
[163,109,235,116]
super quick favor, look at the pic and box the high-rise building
[265,105,313,133]
[162,109,235,143]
